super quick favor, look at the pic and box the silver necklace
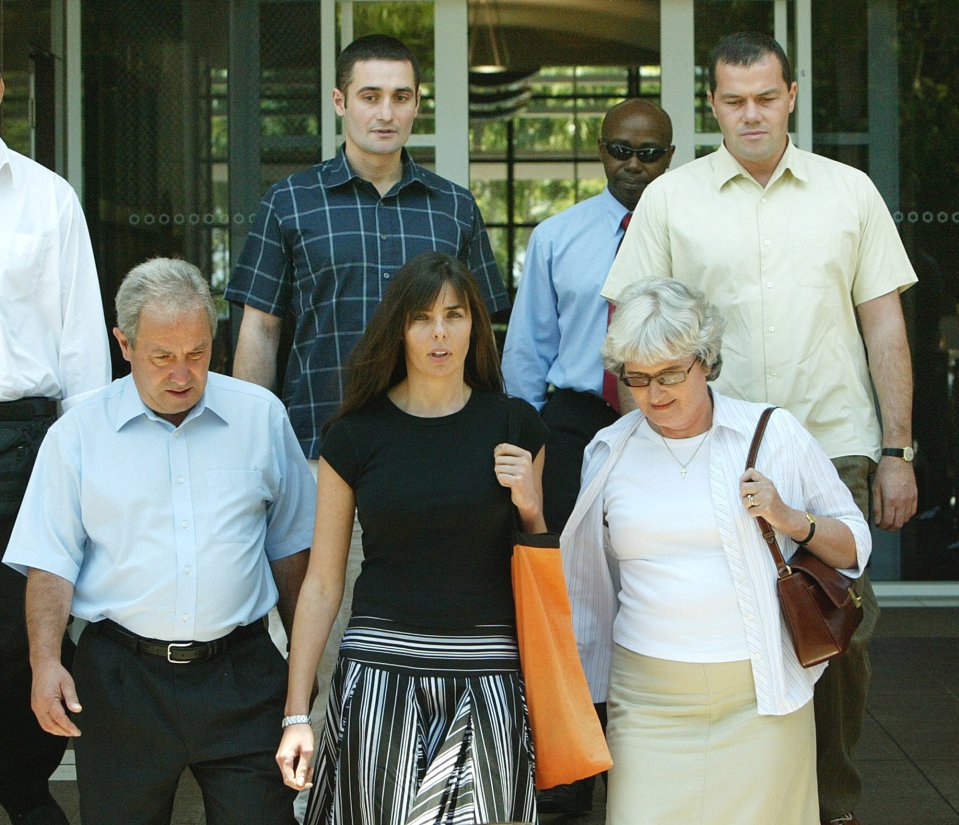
[658,428,711,479]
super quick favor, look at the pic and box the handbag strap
[744,407,790,577]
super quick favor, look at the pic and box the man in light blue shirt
[501,98,674,814]
[503,99,674,530]
[4,258,316,825]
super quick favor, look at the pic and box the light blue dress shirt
[4,372,317,641]
[502,187,629,410]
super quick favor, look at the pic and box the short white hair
[602,278,724,377]
[115,258,217,346]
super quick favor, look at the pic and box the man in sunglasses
[603,32,917,825]
[502,97,674,814]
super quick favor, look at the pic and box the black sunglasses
[600,141,670,163]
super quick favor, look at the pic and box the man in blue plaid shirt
[226,34,508,458]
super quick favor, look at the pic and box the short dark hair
[324,252,502,433]
[708,31,792,93]
[335,34,421,93]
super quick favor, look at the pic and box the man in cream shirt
[603,32,916,825]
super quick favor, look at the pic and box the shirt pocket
[0,231,49,302]
[206,469,265,543]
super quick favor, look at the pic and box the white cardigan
[560,392,871,716]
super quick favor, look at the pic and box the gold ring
[747,494,755,507]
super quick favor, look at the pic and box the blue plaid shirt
[226,150,509,458]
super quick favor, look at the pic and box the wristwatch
[881,446,915,462]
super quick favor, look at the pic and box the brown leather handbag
[746,407,864,668]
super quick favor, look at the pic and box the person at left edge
[225,33,508,459]
[0,71,111,825]
[4,258,317,825]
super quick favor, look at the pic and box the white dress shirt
[0,138,110,408]
[562,391,871,715]
[4,373,317,641]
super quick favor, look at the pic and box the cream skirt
[606,645,817,825]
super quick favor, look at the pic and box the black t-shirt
[321,390,548,628]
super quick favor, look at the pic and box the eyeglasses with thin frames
[600,141,671,163]
[619,359,699,388]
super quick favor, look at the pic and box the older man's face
[113,302,212,427]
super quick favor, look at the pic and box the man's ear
[332,86,346,116]
[113,327,133,363]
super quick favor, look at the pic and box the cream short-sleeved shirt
[603,141,917,461]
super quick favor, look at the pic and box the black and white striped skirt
[304,616,537,825]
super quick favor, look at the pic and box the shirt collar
[712,138,807,190]
[709,390,766,439]
[588,389,759,450]
[600,186,632,233]
[0,138,13,181]
[113,373,228,432]
[321,147,435,194]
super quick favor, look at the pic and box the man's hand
[31,658,82,737]
[872,455,918,530]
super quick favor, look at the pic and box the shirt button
[769,370,777,377]
[763,239,771,246]
[183,566,191,574]
[383,272,391,279]
[176,476,185,484]
[768,326,775,332]
[760,198,767,204]
[181,613,189,622]
[766,282,773,288]
[180,521,188,529]
[380,234,388,240]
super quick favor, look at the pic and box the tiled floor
[4,607,957,824]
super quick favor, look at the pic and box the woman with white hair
[562,278,871,824]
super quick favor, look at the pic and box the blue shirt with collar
[4,372,317,642]
[502,187,628,410]
[225,148,509,457]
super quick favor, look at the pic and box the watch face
[903,446,915,462]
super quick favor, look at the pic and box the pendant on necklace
[659,428,710,479]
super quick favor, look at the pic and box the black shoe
[13,796,70,825]
[537,778,594,815]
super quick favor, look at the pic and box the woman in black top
[277,252,547,825]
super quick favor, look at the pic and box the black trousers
[72,623,296,825]
[540,389,619,533]
[0,406,69,820]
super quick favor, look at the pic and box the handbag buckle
[848,588,863,609]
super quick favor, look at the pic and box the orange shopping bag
[512,532,613,790]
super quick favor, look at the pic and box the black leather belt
[91,618,266,664]
[0,397,58,421]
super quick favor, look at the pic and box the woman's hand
[276,723,315,790]
[494,442,546,532]
[739,468,857,568]
[739,468,796,531]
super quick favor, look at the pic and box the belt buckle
[167,642,193,664]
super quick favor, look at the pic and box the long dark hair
[324,252,503,433]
